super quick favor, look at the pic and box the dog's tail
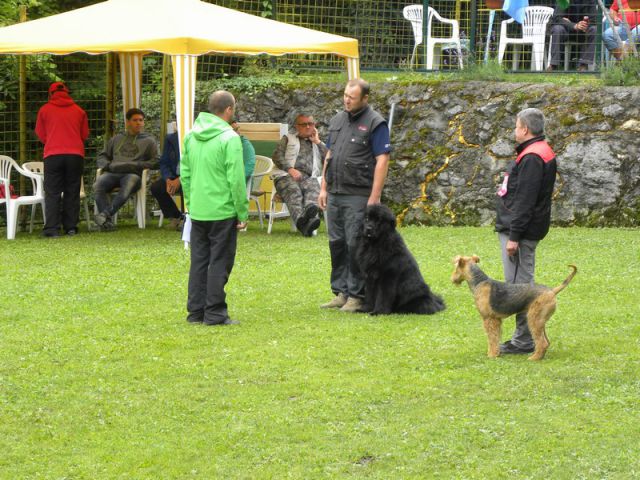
[552,265,577,295]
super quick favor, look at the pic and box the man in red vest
[495,108,557,355]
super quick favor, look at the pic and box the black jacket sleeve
[509,154,544,242]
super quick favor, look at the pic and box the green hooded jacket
[181,112,249,222]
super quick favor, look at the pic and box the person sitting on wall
[94,108,158,231]
[271,113,327,237]
[602,0,640,60]
[547,0,597,72]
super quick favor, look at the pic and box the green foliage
[196,59,297,104]
[455,58,509,82]
[0,54,63,114]
[0,0,36,26]
[23,0,100,20]
[260,0,273,18]
[601,55,640,86]
[0,224,639,478]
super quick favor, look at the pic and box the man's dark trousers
[43,154,84,234]
[150,178,183,220]
[548,24,596,67]
[187,217,238,324]
[326,193,368,299]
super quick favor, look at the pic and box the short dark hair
[208,90,235,115]
[346,78,370,99]
[126,108,145,120]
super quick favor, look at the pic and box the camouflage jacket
[272,134,327,177]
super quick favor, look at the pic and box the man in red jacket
[35,82,89,237]
[495,108,557,354]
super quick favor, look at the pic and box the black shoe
[66,229,78,236]
[297,204,321,236]
[203,318,239,326]
[500,341,535,354]
[301,216,320,237]
[41,230,61,238]
[296,216,309,235]
[302,204,320,222]
[186,314,204,324]
[100,220,116,232]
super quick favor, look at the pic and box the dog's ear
[471,255,480,263]
[453,255,463,266]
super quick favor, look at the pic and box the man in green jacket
[181,90,249,326]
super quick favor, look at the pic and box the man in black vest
[495,108,557,354]
[318,79,391,313]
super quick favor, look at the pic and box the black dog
[355,204,446,315]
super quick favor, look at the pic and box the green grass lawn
[1,221,639,479]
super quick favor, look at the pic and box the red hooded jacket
[35,84,89,158]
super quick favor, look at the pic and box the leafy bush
[601,55,640,86]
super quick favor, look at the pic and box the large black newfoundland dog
[355,204,446,315]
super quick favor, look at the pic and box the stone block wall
[234,81,640,227]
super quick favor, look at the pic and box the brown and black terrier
[451,255,577,360]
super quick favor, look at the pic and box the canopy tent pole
[171,55,197,154]
[346,57,360,79]
[105,52,117,142]
[18,6,27,167]
[160,54,171,143]
[118,53,144,122]
[18,6,27,230]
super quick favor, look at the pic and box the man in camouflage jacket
[271,112,327,237]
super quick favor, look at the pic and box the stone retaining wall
[234,81,640,226]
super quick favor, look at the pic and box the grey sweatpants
[499,233,538,349]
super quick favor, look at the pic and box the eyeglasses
[296,122,315,127]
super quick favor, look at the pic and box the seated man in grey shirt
[94,108,158,230]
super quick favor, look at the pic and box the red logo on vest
[516,141,555,164]
[358,125,368,132]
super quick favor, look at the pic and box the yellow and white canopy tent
[0,0,360,147]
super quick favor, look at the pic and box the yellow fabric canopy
[0,0,359,147]
[0,0,359,59]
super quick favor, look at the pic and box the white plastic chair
[22,161,91,232]
[94,168,149,229]
[21,162,46,233]
[403,4,464,70]
[0,155,45,240]
[247,155,273,229]
[498,6,554,71]
[267,189,297,234]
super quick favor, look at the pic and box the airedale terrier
[451,255,577,360]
